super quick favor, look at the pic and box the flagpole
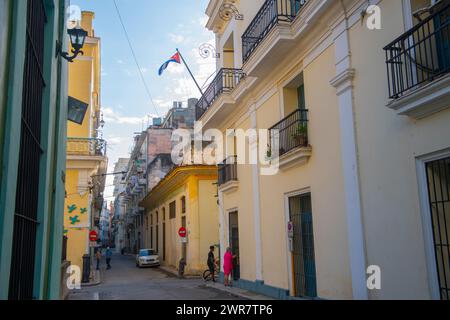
[176,48,206,100]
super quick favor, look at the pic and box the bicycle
[203,261,220,282]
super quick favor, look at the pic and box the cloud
[106,137,124,145]
[167,63,184,75]
[169,33,186,44]
[102,107,144,125]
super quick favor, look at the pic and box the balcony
[218,156,239,193]
[67,138,107,157]
[242,0,308,64]
[269,109,311,170]
[384,2,450,119]
[196,68,246,121]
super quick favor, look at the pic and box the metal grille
[242,0,308,64]
[269,109,309,157]
[169,201,176,220]
[426,157,450,300]
[229,212,240,281]
[8,0,47,300]
[181,196,186,214]
[163,222,166,261]
[218,156,238,186]
[289,194,317,298]
[384,2,450,99]
[195,68,246,120]
[66,138,107,156]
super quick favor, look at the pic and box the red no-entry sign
[178,227,187,238]
[89,230,98,242]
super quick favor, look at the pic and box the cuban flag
[158,52,181,76]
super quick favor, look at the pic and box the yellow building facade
[140,166,219,275]
[65,11,107,269]
[202,0,450,300]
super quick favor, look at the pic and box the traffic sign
[89,230,98,242]
[178,227,187,238]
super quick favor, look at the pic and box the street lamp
[100,113,106,129]
[57,26,88,63]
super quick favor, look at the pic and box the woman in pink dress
[223,247,234,287]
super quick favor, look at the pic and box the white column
[330,20,368,300]
[250,106,263,281]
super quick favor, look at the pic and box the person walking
[207,246,216,283]
[95,248,102,270]
[105,247,112,270]
[223,247,235,287]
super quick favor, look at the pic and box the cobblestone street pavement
[68,254,244,300]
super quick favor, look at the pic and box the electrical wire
[112,0,161,118]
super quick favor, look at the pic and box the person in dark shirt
[207,246,216,282]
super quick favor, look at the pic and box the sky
[70,0,216,202]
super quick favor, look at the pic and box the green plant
[292,123,308,138]
[266,144,272,159]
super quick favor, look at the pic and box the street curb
[81,270,102,287]
[204,283,274,301]
[158,265,202,279]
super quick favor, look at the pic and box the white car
[136,249,160,268]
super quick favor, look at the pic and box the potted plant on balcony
[291,123,308,147]
[266,144,272,161]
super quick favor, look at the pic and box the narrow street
[68,254,243,300]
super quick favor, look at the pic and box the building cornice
[140,165,217,209]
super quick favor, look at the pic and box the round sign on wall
[89,230,98,242]
[178,227,187,238]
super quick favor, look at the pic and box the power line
[112,0,161,118]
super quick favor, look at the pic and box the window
[9,0,47,300]
[181,196,186,214]
[139,249,155,257]
[426,157,450,300]
[282,73,305,116]
[169,201,176,219]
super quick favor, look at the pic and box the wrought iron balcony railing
[269,109,309,157]
[218,156,238,187]
[242,0,308,64]
[384,3,450,99]
[67,138,107,157]
[196,68,246,120]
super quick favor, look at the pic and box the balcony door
[229,211,240,281]
[425,157,450,300]
[289,193,317,298]
[434,2,450,71]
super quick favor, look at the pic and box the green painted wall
[34,0,69,300]
[0,0,27,300]
[0,0,69,300]
[0,0,12,171]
